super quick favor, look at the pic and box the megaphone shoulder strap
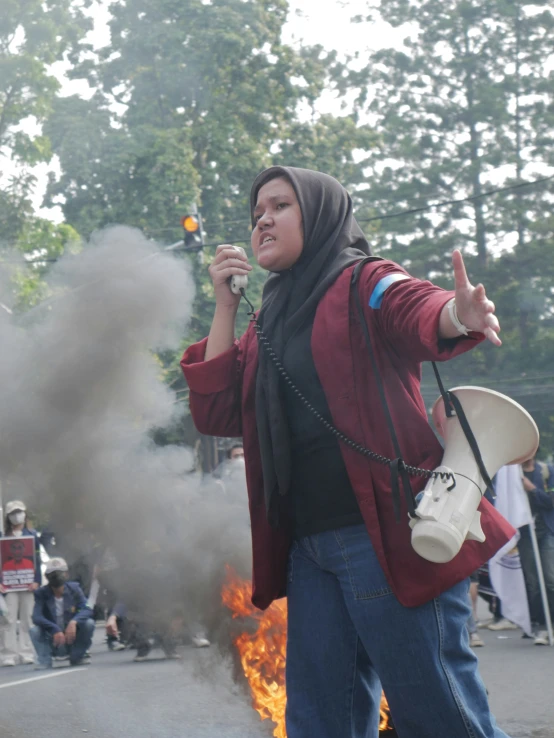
[441,391,494,493]
[352,257,494,497]
[351,258,417,520]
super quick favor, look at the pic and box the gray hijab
[250,166,371,526]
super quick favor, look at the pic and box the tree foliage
[3,0,554,453]
[45,0,375,240]
[349,0,554,267]
[349,0,554,444]
[3,0,376,456]
[0,0,92,163]
[0,171,35,246]
[0,0,91,309]
[39,0,377,442]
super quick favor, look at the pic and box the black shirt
[282,323,364,536]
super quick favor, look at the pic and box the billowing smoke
[0,226,251,640]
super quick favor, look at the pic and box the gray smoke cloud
[0,225,252,639]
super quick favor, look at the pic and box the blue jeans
[30,619,95,667]
[286,524,510,738]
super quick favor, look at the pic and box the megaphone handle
[432,359,493,493]
[444,391,494,493]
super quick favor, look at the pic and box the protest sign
[0,536,36,591]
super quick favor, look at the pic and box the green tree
[349,0,553,271]
[4,218,81,312]
[0,0,92,164]
[346,0,554,446]
[0,172,35,247]
[0,0,91,307]
[44,94,199,239]
[45,0,375,241]
[42,0,377,461]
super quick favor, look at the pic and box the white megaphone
[410,386,539,564]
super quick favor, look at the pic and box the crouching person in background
[105,601,127,651]
[30,557,94,670]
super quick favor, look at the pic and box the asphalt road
[0,627,269,738]
[474,625,553,738]
[0,618,552,738]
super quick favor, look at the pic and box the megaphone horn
[410,386,539,564]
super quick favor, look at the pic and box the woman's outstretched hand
[440,249,501,346]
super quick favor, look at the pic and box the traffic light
[181,213,204,251]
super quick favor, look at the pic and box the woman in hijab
[181,167,514,738]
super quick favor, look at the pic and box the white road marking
[0,667,87,689]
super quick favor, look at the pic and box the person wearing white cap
[0,500,42,666]
[30,557,94,669]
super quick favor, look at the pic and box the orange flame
[222,566,392,735]
[380,695,392,732]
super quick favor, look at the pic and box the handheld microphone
[230,274,248,294]
[228,246,249,294]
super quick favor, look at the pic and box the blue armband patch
[369,274,410,309]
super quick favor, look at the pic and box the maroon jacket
[181,260,515,609]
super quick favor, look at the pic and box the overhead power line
[6,172,554,265]
[153,172,554,238]
[170,173,554,253]
[356,174,554,224]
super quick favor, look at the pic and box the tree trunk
[514,1,526,251]
[464,28,488,269]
